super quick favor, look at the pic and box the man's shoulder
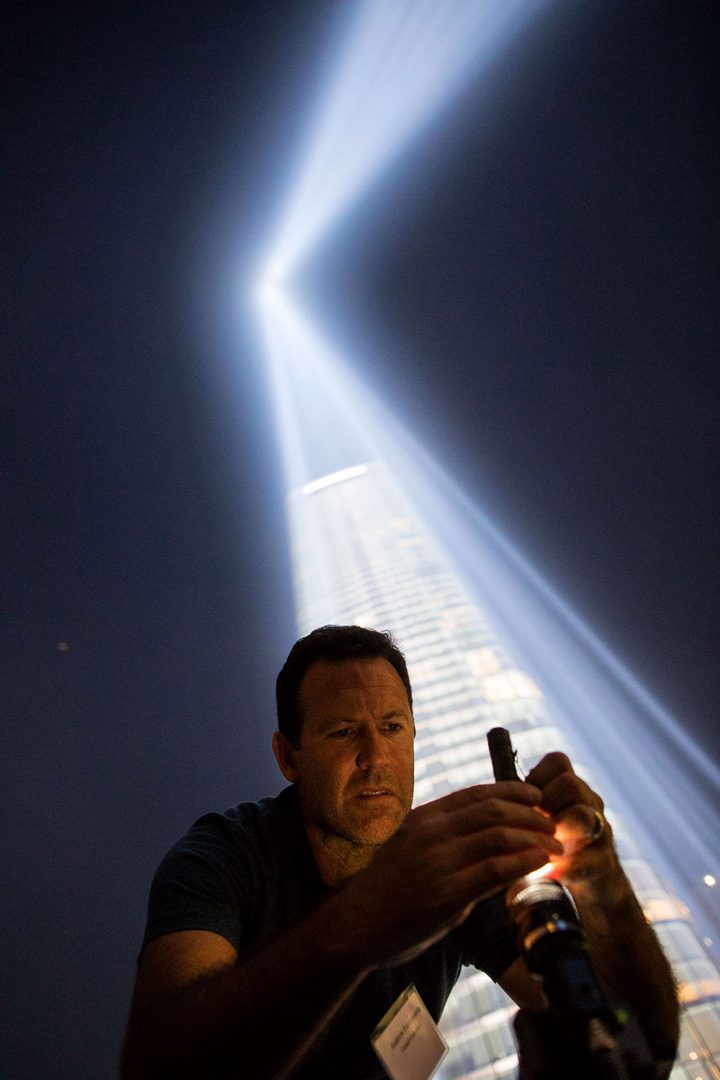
[226,783,300,824]
[142,786,308,954]
[180,784,303,856]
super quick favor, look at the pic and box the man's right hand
[333,781,562,969]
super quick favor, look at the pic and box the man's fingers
[452,798,558,839]
[416,846,555,926]
[525,751,573,788]
[540,773,604,816]
[456,847,554,898]
[426,823,562,885]
[438,781,543,813]
[460,825,564,863]
[524,752,604,818]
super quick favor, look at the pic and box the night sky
[4,2,719,1077]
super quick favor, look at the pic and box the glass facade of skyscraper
[288,460,720,1079]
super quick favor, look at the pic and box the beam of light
[256,293,315,493]
[262,0,551,280]
[253,289,720,956]
[249,0,720,1065]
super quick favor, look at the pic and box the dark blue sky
[3,2,719,1077]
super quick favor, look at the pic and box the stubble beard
[305,778,413,851]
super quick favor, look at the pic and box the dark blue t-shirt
[143,785,518,1078]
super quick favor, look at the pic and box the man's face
[277,658,415,851]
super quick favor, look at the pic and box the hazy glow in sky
[262,0,549,282]
[253,0,719,952]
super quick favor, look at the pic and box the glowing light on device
[264,0,550,279]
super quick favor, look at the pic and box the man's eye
[329,728,352,739]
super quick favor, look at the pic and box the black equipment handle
[487,726,520,782]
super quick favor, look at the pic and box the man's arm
[504,753,680,1072]
[122,780,561,1079]
[121,914,367,1080]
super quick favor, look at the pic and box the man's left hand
[525,752,628,909]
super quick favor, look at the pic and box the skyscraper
[288,459,720,1079]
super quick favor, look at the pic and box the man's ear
[272,730,299,783]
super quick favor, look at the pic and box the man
[122,625,679,1078]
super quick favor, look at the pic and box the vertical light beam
[249,0,720,1073]
[264,0,551,280]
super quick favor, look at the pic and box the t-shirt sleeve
[141,814,260,955]
[460,888,519,982]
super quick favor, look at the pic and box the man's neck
[305,825,378,888]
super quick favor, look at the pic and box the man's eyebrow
[317,709,408,731]
[317,715,356,731]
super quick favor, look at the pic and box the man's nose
[356,729,389,770]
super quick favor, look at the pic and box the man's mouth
[356,788,393,798]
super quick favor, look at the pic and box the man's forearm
[122,894,368,1080]
[574,875,679,1068]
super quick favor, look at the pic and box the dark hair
[276,625,413,746]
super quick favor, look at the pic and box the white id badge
[371,983,448,1080]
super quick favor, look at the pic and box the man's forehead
[299,657,410,704]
